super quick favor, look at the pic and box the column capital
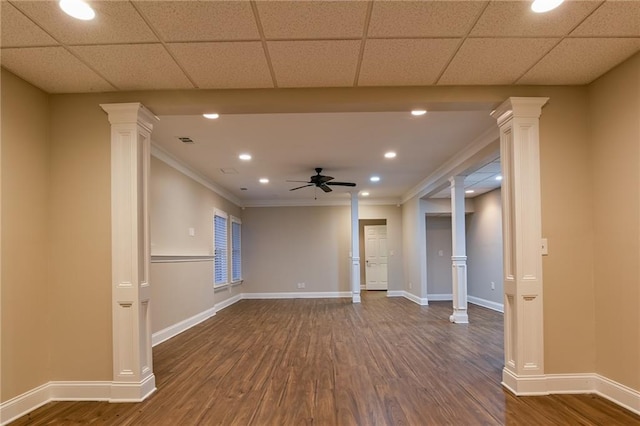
[101,102,158,132]
[490,97,549,127]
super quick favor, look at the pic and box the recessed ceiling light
[238,154,251,161]
[411,109,427,116]
[496,175,503,181]
[465,190,475,194]
[370,176,380,182]
[531,0,564,13]
[259,178,269,184]
[59,0,95,20]
[203,113,219,120]
[361,192,370,197]
[384,151,397,159]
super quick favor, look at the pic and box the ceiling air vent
[177,136,194,144]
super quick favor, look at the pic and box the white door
[365,225,388,290]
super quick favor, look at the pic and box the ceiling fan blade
[319,175,334,183]
[326,181,356,187]
[289,184,314,191]
[319,184,332,193]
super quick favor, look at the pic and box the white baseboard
[386,290,404,297]
[0,382,50,425]
[402,291,429,306]
[215,293,242,312]
[414,294,504,313]
[595,374,640,415]
[427,293,452,301]
[151,306,217,347]
[502,369,640,416]
[468,295,504,313]
[242,291,352,299]
[0,378,155,426]
[49,381,112,401]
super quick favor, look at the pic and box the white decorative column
[101,103,157,401]
[491,97,548,394]
[449,176,469,324]
[350,191,361,303]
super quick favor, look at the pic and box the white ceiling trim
[150,143,244,207]
[401,124,499,203]
[243,197,401,208]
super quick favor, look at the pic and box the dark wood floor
[13,291,640,425]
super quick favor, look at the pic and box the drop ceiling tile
[168,42,273,89]
[0,47,114,93]
[368,1,486,38]
[471,1,598,37]
[268,40,361,88]
[133,1,259,42]
[13,1,157,45]
[438,38,558,85]
[359,39,459,86]
[571,1,640,37]
[1,2,57,47]
[519,38,640,85]
[71,44,193,90]
[257,1,368,39]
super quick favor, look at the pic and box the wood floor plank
[10,293,640,425]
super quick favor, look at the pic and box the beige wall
[1,70,51,400]
[466,189,503,304]
[426,216,453,296]
[48,90,113,381]
[149,156,243,333]
[360,204,404,291]
[242,206,351,294]
[589,53,640,390]
[538,87,596,375]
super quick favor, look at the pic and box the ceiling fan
[289,168,356,193]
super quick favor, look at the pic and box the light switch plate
[541,238,548,256]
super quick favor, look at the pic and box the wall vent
[177,136,195,144]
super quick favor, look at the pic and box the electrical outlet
[409,282,413,289]
[297,282,305,289]
[491,281,495,290]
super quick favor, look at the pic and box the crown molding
[243,197,401,208]
[401,125,500,203]
[150,143,244,207]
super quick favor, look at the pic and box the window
[213,210,228,286]
[231,217,242,282]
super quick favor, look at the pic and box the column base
[110,374,156,402]
[502,368,548,395]
[352,293,361,303]
[449,311,469,324]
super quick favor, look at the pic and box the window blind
[214,213,228,285]
[231,220,241,282]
